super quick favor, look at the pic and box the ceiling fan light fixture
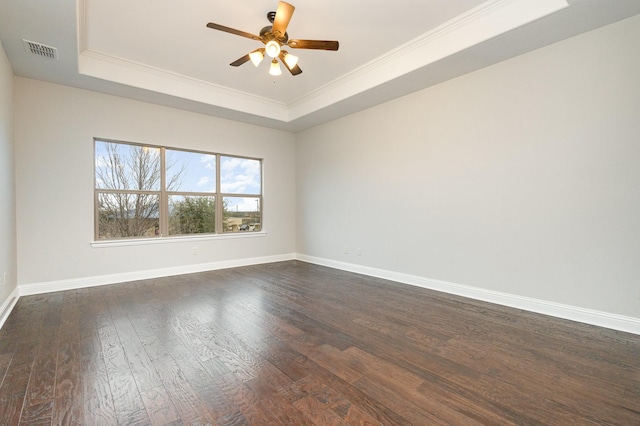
[206,1,339,77]
[269,59,282,76]
[282,51,299,68]
[265,40,281,58]
[249,50,264,67]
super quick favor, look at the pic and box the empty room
[1,0,639,424]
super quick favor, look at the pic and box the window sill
[90,231,267,248]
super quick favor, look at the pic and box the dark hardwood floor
[0,261,638,425]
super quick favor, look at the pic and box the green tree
[169,196,216,234]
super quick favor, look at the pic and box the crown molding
[76,0,568,124]
[76,0,288,121]
[77,49,290,121]
[287,0,569,120]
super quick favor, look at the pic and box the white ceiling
[1,0,640,131]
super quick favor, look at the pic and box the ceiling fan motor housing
[260,26,288,43]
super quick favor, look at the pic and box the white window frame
[93,138,263,242]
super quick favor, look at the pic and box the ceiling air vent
[22,39,58,60]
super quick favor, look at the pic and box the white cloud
[220,157,261,194]
[200,154,216,170]
[225,196,260,212]
[221,156,241,171]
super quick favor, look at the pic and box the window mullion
[160,147,168,237]
[215,154,222,233]
[94,188,99,240]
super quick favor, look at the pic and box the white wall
[296,15,640,319]
[0,42,17,309]
[14,78,296,286]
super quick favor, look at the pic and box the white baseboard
[11,252,640,335]
[295,254,640,336]
[18,253,296,296]
[0,287,20,330]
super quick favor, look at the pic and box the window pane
[169,195,216,235]
[166,150,216,193]
[95,141,161,190]
[94,139,264,241]
[220,156,261,195]
[223,197,261,232]
[97,192,159,239]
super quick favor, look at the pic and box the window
[94,139,262,240]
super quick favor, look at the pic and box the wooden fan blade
[287,39,339,51]
[230,54,251,67]
[206,23,262,42]
[230,48,265,67]
[278,52,302,76]
[272,1,295,37]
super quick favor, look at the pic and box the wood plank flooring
[0,260,638,425]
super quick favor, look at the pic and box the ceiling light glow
[269,59,282,76]
[249,50,264,67]
[265,40,281,58]
[282,51,298,68]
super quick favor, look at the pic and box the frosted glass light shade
[265,40,281,58]
[249,50,264,67]
[283,51,298,68]
[269,59,282,76]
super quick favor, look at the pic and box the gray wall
[296,15,640,318]
[6,14,640,325]
[0,42,17,310]
[14,78,296,286]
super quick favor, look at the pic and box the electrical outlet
[357,247,362,256]
[1,272,6,286]
[192,247,198,255]
[343,246,349,254]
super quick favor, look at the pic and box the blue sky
[169,150,261,212]
[96,141,261,212]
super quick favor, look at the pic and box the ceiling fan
[206,1,339,76]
